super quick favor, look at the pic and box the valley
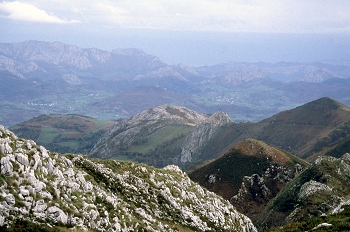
[1,41,350,127]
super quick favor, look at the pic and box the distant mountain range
[1,41,350,126]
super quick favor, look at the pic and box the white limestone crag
[180,111,233,163]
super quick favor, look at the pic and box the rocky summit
[0,125,256,231]
[89,104,233,169]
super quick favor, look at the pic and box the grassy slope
[9,114,115,154]
[243,97,350,159]
[266,205,350,232]
[112,124,195,168]
[127,124,194,154]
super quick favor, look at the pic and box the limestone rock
[33,199,47,213]
[0,125,257,232]
[47,206,68,224]
[5,194,15,206]
[0,156,13,175]
[15,153,29,167]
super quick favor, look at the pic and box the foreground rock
[189,139,308,223]
[258,154,350,229]
[0,125,256,231]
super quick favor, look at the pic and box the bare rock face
[180,111,232,163]
[0,125,257,231]
[0,156,13,176]
[47,206,68,224]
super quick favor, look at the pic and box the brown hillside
[195,97,350,166]
[189,139,307,221]
[252,97,350,158]
[189,139,303,199]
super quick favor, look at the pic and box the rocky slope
[189,139,308,223]
[0,125,257,231]
[258,154,350,230]
[89,105,233,169]
[180,111,233,163]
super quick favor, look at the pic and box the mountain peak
[189,139,306,222]
[266,97,350,125]
[234,139,293,164]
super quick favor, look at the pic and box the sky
[1,0,350,66]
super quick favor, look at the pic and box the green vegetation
[37,126,58,144]
[267,205,350,232]
[128,124,192,154]
[9,114,114,155]
[0,219,90,232]
[110,124,194,168]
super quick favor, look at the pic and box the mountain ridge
[0,124,257,231]
[88,105,233,169]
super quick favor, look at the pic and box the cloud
[1,0,350,33]
[0,1,79,23]
[84,0,350,33]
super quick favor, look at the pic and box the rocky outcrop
[231,163,304,221]
[180,111,232,163]
[259,154,350,228]
[0,125,257,231]
[61,74,81,85]
[89,105,228,163]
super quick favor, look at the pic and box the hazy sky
[1,0,350,65]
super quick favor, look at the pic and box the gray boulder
[0,156,13,175]
[33,199,47,213]
[47,206,68,224]
[15,153,29,167]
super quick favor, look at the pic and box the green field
[37,126,59,144]
[9,114,115,155]
[128,124,194,153]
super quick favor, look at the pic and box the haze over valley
[1,40,350,127]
